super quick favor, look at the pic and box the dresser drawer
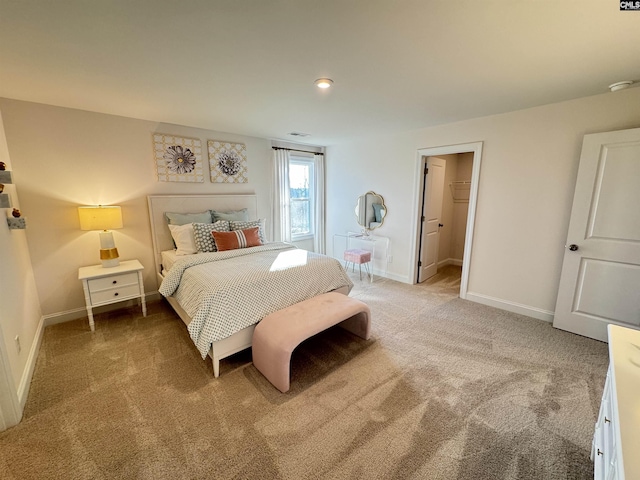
[90,284,141,305]
[592,325,640,480]
[88,272,138,292]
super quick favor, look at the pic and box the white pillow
[168,223,198,255]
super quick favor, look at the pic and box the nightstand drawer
[88,272,138,292]
[90,284,141,305]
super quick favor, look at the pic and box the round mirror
[355,191,387,231]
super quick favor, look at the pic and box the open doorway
[411,142,483,300]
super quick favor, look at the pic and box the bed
[147,194,353,377]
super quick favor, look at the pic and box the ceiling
[1,0,639,146]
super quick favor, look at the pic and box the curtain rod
[272,146,324,156]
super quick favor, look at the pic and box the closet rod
[272,146,324,156]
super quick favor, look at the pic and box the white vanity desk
[335,190,390,282]
[592,324,640,480]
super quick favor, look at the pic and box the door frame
[410,141,483,299]
[0,324,22,431]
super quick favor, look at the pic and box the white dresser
[592,325,640,480]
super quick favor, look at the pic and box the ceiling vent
[288,132,311,137]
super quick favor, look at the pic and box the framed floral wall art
[152,134,204,182]
[208,140,248,183]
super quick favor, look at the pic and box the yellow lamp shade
[78,206,123,231]
[78,205,123,268]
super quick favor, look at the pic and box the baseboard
[437,258,463,268]
[370,267,409,284]
[382,271,410,283]
[17,315,45,408]
[465,292,554,323]
[43,307,89,326]
[42,291,162,327]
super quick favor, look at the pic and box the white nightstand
[78,259,147,331]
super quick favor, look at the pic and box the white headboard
[147,194,258,276]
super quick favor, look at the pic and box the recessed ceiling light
[609,81,633,92]
[314,78,333,89]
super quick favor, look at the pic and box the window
[289,157,314,238]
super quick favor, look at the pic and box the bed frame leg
[212,356,220,378]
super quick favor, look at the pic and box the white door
[553,127,640,342]
[418,156,446,282]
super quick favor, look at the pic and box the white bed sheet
[161,249,179,273]
[161,249,204,274]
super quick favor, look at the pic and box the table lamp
[78,205,123,267]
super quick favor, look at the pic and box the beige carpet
[0,266,608,479]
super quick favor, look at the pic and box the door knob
[568,244,579,251]
[438,223,444,228]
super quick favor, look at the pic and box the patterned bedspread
[159,243,353,358]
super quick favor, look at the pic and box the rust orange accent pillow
[211,227,262,251]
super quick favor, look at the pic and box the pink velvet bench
[252,292,371,393]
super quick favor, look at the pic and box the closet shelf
[449,180,471,202]
[0,194,10,209]
[0,170,12,184]
[7,217,26,229]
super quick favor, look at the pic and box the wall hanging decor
[7,217,26,229]
[152,134,204,182]
[208,140,248,183]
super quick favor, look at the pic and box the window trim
[289,156,315,241]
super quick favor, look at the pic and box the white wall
[0,99,273,318]
[326,88,640,316]
[0,108,42,414]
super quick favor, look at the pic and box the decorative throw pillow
[168,223,198,255]
[212,227,262,252]
[165,211,212,225]
[210,208,249,222]
[192,220,230,252]
[229,219,266,244]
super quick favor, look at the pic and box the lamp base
[100,247,120,268]
[101,258,120,268]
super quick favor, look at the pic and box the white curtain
[271,149,291,243]
[313,153,326,253]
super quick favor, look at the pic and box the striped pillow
[229,219,266,244]
[212,227,262,251]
